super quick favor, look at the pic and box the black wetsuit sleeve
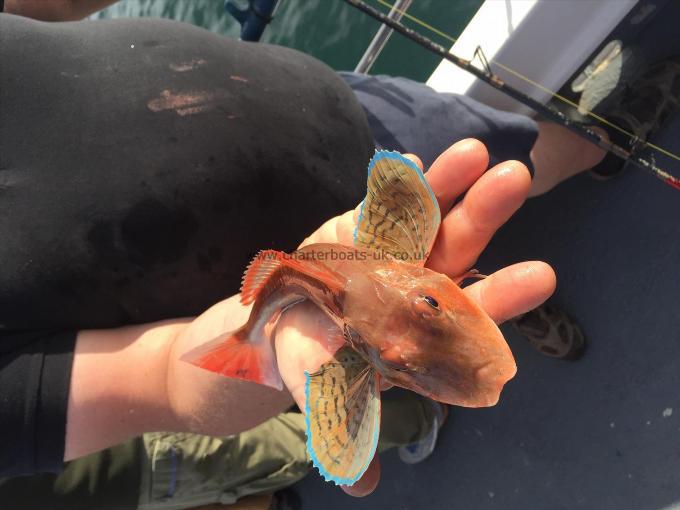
[0,14,372,479]
[0,330,77,476]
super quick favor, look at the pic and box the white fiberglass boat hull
[426,0,638,115]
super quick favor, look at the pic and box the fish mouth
[384,355,517,408]
[473,359,517,406]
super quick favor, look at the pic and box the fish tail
[181,326,283,390]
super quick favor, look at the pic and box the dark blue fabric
[342,72,538,176]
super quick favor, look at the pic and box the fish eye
[409,292,442,317]
[422,295,439,309]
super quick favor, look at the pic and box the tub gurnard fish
[183,151,517,485]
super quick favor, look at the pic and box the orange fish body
[303,243,515,407]
[183,150,516,485]
[185,243,515,406]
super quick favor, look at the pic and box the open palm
[171,139,555,497]
[275,139,556,495]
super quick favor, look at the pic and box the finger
[463,261,556,323]
[402,153,423,170]
[423,139,490,214]
[342,456,381,497]
[303,141,486,250]
[427,160,531,277]
[300,209,356,248]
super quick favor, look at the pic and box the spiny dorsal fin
[240,250,283,305]
[241,248,346,306]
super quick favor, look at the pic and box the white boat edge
[426,0,639,116]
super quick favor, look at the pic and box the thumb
[341,456,381,497]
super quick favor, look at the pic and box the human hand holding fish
[174,139,556,497]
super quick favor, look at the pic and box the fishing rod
[354,0,412,74]
[341,0,680,191]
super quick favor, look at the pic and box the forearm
[64,319,183,461]
[64,295,294,461]
[4,0,119,21]
[166,295,295,438]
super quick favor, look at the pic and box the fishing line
[373,0,679,164]
[342,0,680,190]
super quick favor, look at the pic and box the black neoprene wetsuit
[0,13,374,476]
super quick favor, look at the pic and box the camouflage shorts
[138,391,433,509]
[0,392,433,510]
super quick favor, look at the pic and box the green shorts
[0,391,435,510]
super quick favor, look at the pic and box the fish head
[344,264,517,407]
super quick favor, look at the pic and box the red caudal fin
[240,250,283,305]
[181,327,283,390]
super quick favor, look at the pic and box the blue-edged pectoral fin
[354,150,441,266]
[304,346,381,486]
